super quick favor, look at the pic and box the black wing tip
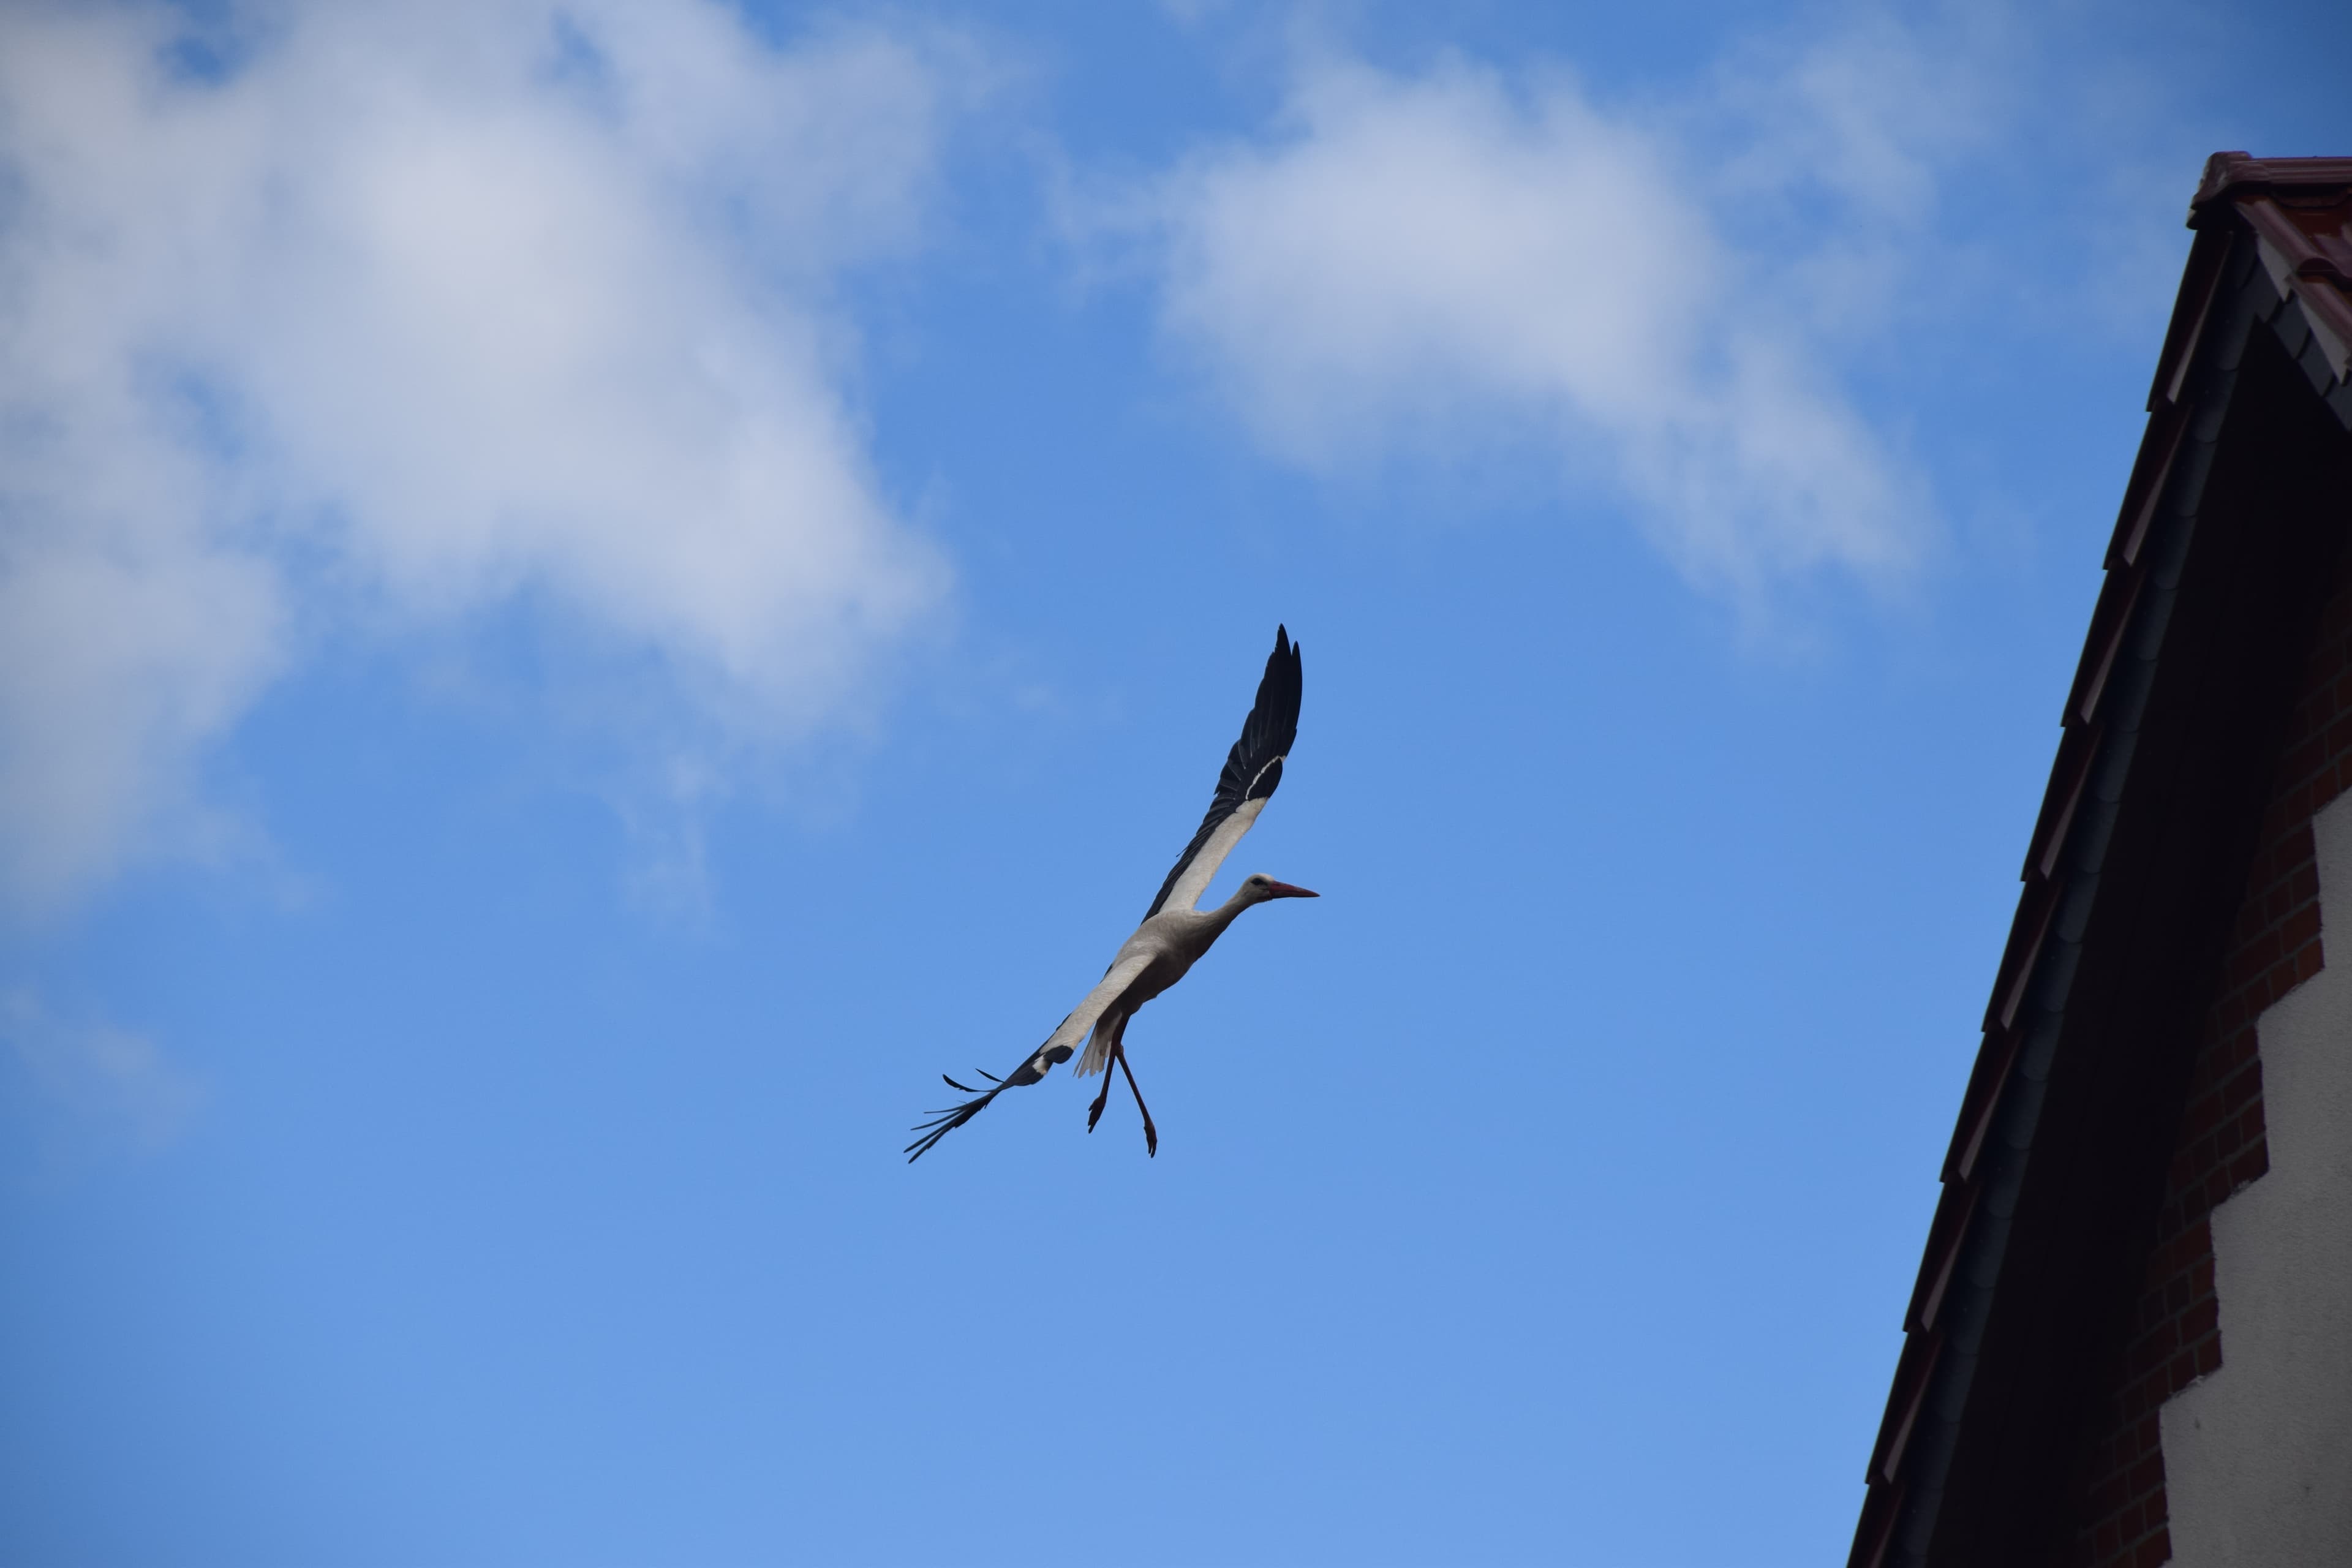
[1259,623,1302,745]
[906,1044,1061,1162]
[905,1090,992,1161]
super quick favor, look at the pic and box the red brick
[2184,1102,2215,1145]
[2318,720,2352,766]
[2211,1119,2242,1163]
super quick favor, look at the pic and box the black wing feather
[903,1030,1075,1163]
[1141,625,1303,921]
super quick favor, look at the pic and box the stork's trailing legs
[1116,1045,1158,1158]
[1085,1042,1159,1156]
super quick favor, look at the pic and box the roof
[1849,154,2352,1568]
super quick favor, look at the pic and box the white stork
[907,625,1314,1161]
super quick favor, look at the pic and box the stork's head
[1241,873,1319,905]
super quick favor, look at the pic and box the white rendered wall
[2163,792,2352,1564]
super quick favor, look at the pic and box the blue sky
[4,1,2351,1564]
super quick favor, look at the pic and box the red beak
[1264,881,1319,899]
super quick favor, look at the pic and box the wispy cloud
[1084,25,2032,604]
[1,988,204,1153]
[1708,2,2229,342]
[1695,9,2012,336]
[0,0,969,916]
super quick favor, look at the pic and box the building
[1850,153,2352,1568]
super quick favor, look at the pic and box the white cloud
[1105,49,1938,599]
[2,987,204,1152]
[0,0,961,916]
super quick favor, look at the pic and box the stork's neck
[1202,884,1262,933]
[1150,884,1270,967]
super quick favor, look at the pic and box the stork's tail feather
[1074,1013,1125,1079]
[903,1042,1072,1163]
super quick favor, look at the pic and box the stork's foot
[1087,1072,1112,1134]
[1139,1110,1158,1158]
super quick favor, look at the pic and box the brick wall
[2060,556,2352,1566]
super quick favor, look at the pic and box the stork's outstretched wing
[904,950,1156,1163]
[1142,625,1303,919]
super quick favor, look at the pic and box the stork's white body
[1068,877,1274,1078]
[1023,797,1286,1080]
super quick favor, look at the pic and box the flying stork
[907,625,1314,1162]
